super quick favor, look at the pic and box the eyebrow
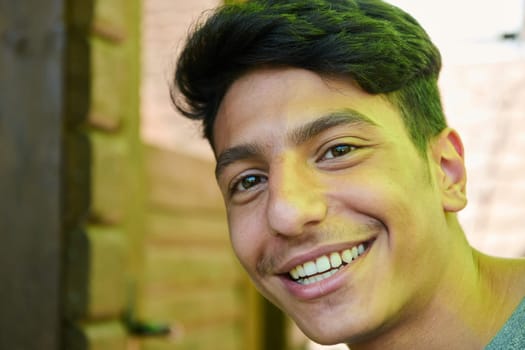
[289,109,376,145]
[215,143,265,179]
[215,109,376,179]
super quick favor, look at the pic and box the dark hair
[172,0,447,153]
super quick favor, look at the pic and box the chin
[294,318,354,346]
[295,309,387,347]
[304,331,351,347]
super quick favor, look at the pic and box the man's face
[213,68,457,344]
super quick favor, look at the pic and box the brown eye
[234,174,267,192]
[323,144,356,160]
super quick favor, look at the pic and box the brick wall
[441,58,525,257]
[141,0,218,159]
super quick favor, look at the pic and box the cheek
[326,171,402,222]
[328,160,439,239]
[227,208,262,273]
[344,167,445,267]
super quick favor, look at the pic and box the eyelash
[229,143,359,196]
[319,143,358,161]
[230,173,268,195]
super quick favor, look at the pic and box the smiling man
[171,0,525,348]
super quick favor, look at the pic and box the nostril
[266,165,327,236]
[267,196,324,236]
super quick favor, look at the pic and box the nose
[266,156,327,237]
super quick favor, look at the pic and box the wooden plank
[140,321,242,350]
[245,282,264,350]
[63,131,91,232]
[64,320,127,350]
[92,19,127,43]
[140,144,255,348]
[146,210,230,245]
[175,325,242,350]
[90,132,127,224]
[139,287,244,330]
[143,245,240,284]
[144,145,225,212]
[64,227,128,320]
[93,0,128,41]
[89,36,127,131]
[0,0,63,349]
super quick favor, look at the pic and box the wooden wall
[136,145,259,350]
[139,0,288,347]
[63,0,143,348]
[0,1,64,348]
[0,0,287,348]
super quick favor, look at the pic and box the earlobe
[430,128,467,212]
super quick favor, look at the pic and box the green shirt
[485,297,525,349]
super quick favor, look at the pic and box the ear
[429,128,467,212]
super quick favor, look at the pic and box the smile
[288,241,372,285]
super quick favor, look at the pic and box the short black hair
[172,0,447,153]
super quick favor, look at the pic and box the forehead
[213,68,407,154]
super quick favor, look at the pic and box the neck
[348,220,525,350]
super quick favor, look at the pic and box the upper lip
[275,237,376,275]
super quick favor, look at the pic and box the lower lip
[279,241,374,300]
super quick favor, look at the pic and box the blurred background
[1,0,524,349]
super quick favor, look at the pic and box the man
[171,0,525,348]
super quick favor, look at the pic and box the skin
[212,67,525,349]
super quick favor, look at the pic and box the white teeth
[330,252,342,268]
[298,269,340,285]
[352,246,358,259]
[321,271,332,279]
[316,256,331,273]
[289,243,369,284]
[341,249,353,263]
[303,261,317,276]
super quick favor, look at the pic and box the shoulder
[485,294,525,350]
[482,256,525,349]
